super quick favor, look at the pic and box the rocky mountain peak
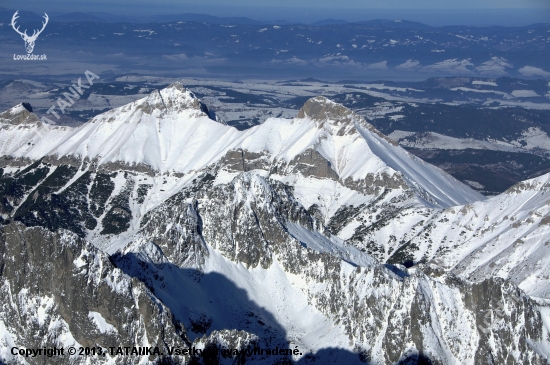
[297,96,399,146]
[297,96,354,124]
[0,102,40,126]
[133,81,214,120]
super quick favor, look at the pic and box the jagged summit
[1,88,549,364]
[296,96,359,138]
[290,96,484,206]
[298,96,355,124]
[0,103,40,126]
[297,96,399,146]
[116,81,214,120]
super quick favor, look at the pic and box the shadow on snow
[113,252,434,365]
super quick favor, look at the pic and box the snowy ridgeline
[0,83,549,364]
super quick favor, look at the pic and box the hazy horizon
[2,3,549,26]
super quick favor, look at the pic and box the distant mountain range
[3,7,546,28]
[2,9,548,82]
[0,7,345,25]
[1,75,549,196]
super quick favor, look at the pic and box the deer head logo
[11,11,49,54]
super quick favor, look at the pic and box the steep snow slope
[233,97,483,207]
[0,84,483,209]
[428,175,550,298]
[47,87,241,173]
[0,84,240,172]
[112,171,549,364]
[336,171,550,299]
[0,104,74,158]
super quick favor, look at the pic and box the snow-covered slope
[233,96,483,207]
[113,171,549,364]
[0,83,483,209]
[0,83,549,364]
[422,174,550,298]
[333,170,550,299]
[0,104,74,158]
[2,170,548,364]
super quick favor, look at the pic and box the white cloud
[366,61,388,70]
[518,66,550,77]
[476,57,512,75]
[162,54,188,60]
[511,90,539,98]
[424,59,475,74]
[272,57,308,65]
[396,59,420,70]
[319,54,350,62]
[285,57,308,65]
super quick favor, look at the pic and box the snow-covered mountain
[0,83,549,364]
[359,173,550,299]
[1,82,483,205]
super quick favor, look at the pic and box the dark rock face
[0,222,190,365]
[0,104,41,125]
[287,149,339,180]
[297,96,355,127]
[43,155,83,167]
[219,146,409,198]
[89,173,116,217]
[139,195,208,268]
[0,162,547,364]
[221,149,270,173]
[137,172,317,270]
[101,178,135,235]
[0,155,34,168]
[198,173,315,269]
[462,278,543,364]
[0,163,89,237]
[13,165,89,235]
[0,161,144,238]
[0,158,50,215]
[341,172,409,195]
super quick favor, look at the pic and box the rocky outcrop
[0,103,41,126]
[133,82,216,121]
[298,96,399,146]
[221,149,270,173]
[0,222,190,365]
[287,149,340,180]
[137,196,208,268]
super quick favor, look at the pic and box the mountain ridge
[0,83,484,209]
[0,82,549,364]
